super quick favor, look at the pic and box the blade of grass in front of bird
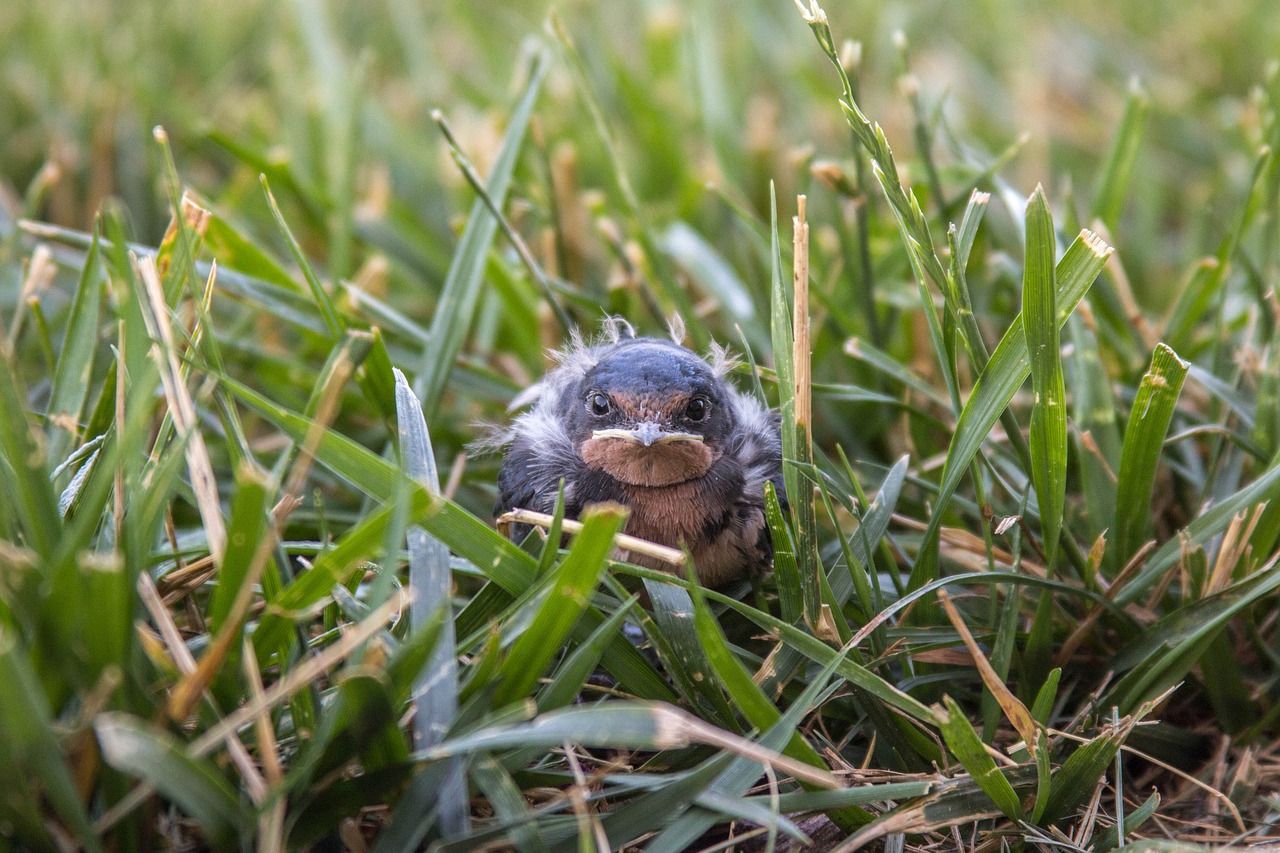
[491,504,625,706]
[537,595,637,711]
[687,570,873,830]
[910,229,1112,591]
[394,368,467,837]
[1023,186,1067,571]
[646,642,860,850]
[414,49,549,417]
[644,579,740,728]
[1110,344,1189,574]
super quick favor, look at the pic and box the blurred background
[4,0,1276,274]
[2,0,1277,517]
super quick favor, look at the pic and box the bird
[492,319,785,587]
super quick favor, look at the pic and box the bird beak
[591,423,704,447]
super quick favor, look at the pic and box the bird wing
[725,387,786,509]
[495,404,583,516]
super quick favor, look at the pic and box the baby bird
[495,320,784,587]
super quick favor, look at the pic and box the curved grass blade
[645,639,853,850]
[95,712,247,849]
[687,573,872,829]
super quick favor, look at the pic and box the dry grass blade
[136,255,226,566]
[497,507,687,567]
[937,589,1038,751]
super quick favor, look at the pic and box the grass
[2,0,1280,849]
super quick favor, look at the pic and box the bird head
[563,338,734,487]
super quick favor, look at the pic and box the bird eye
[685,397,710,422]
[587,392,611,417]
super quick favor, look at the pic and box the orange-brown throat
[581,435,714,487]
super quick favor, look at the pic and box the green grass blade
[1091,81,1150,232]
[537,595,636,711]
[46,227,104,465]
[209,462,273,633]
[491,504,625,706]
[644,580,739,727]
[938,695,1023,820]
[1110,343,1190,574]
[95,712,247,848]
[687,573,873,829]
[1090,790,1160,852]
[251,486,436,658]
[414,49,549,418]
[0,630,102,852]
[1023,185,1067,570]
[261,174,345,339]
[910,230,1112,590]
[394,368,467,837]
